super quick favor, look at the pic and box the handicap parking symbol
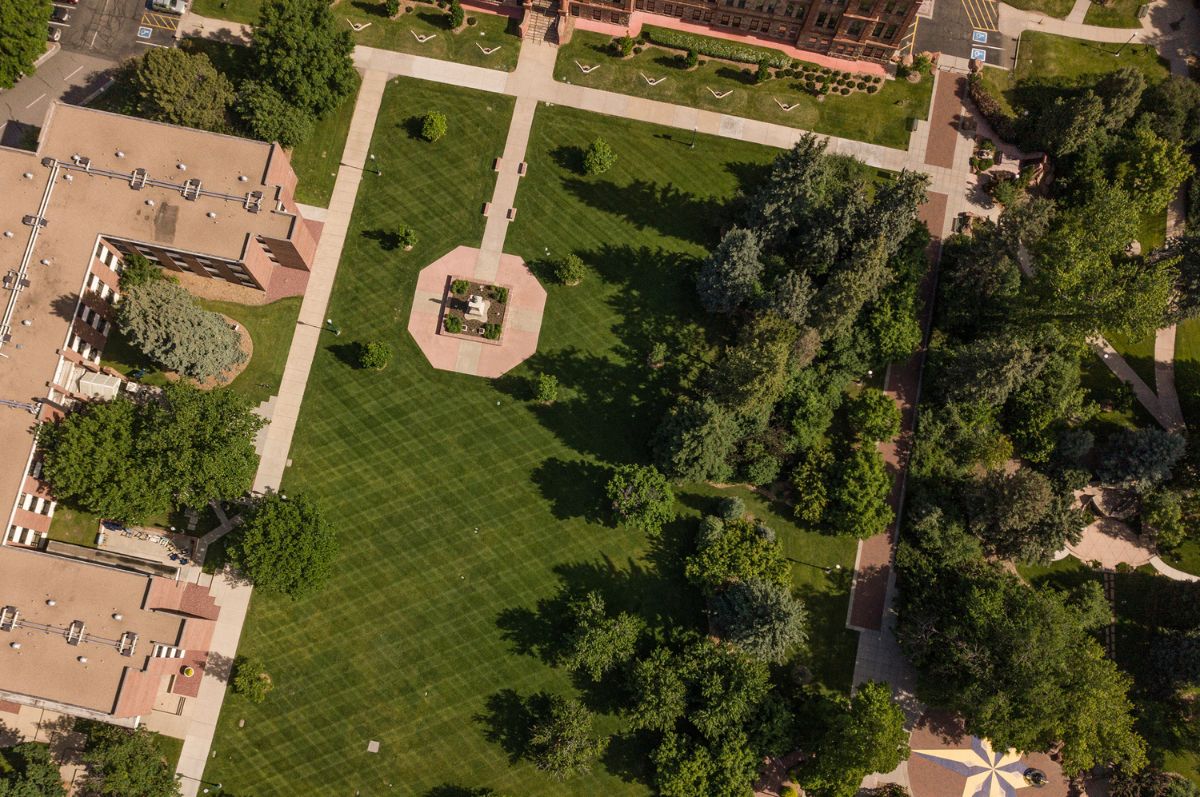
[970,47,988,61]
[972,29,988,43]
[138,26,153,38]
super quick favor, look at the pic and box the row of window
[637,0,899,39]
[77,304,111,337]
[17,493,54,517]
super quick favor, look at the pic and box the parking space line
[140,12,180,30]
[25,94,47,109]
[63,65,83,81]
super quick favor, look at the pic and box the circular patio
[407,245,546,378]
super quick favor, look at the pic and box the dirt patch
[172,269,272,306]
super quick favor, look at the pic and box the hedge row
[642,25,790,68]
[966,73,1017,143]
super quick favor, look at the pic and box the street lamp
[369,153,382,176]
[689,126,697,149]
[325,318,341,336]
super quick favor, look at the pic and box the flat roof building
[0,102,320,550]
[0,544,220,726]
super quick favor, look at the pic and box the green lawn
[191,0,262,24]
[192,0,522,70]
[1013,31,1170,84]
[291,76,362,207]
[1080,352,1158,437]
[343,1,522,71]
[1107,328,1157,388]
[1175,317,1200,426]
[100,297,300,408]
[48,505,102,547]
[983,31,1171,112]
[554,30,931,150]
[205,83,855,795]
[1163,539,1200,577]
[1083,0,1144,28]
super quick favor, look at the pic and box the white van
[150,0,188,14]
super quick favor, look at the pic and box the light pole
[1114,32,1136,56]
[325,318,341,336]
[689,126,697,149]
[369,153,382,176]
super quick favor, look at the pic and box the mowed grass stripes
[206,91,855,796]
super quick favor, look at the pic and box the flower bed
[440,277,509,342]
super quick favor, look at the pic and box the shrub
[484,323,501,340]
[118,279,246,381]
[444,315,463,333]
[232,655,274,703]
[536,373,559,403]
[633,45,643,55]
[492,285,509,303]
[856,81,866,90]
[866,84,879,93]
[685,48,698,68]
[451,278,470,294]
[583,137,617,175]
[616,35,635,56]
[397,225,418,249]
[988,173,1022,206]
[358,340,393,369]
[781,788,799,797]
[642,26,789,67]
[719,496,746,521]
[448,0,464,27]
[385,0,399,14]
[554,253,586,286]
[421,110,448,142]
[970,156,993,172]
[467,14,476,24]
[755,61,771,83]
[967,73,1017,142]
[840,87,850,95]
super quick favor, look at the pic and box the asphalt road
[58,0,180,60]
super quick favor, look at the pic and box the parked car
[150,0,187,13]
[50,7,70,21]
[48,26,61,40]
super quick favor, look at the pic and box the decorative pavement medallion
[907,713,1066,797]
[913,737,1030,797]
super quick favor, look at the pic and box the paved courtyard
[408,245,546,378]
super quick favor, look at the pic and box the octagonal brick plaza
[408,245,546,377]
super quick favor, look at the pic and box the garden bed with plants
[440,277,509,342]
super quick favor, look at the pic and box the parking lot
[53,0,181,62]
[915,0,1018,69]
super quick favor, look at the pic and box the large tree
[712,577,808,664]
[800,681,909,797]
[0,0,51,90]
[826,447,893,539]
[119,279,246,382]
[229,492,338,597]
[685,516,789,594]
[696,228,764,314]
[0,743,65,797]
[128,47,234,132]
[82,725,181,797]
[896,517,1147,774]
[236,79,315,147]
[1097,428,1187,492]
[526,694,608,780]
[967,469,1086,564]
[653,398,739,483]
[1141,75,1200,147]
[560,591,643,681]
[251,0,356,119]
[605,464,675,533]
[847,388,901,443]
[38,384,260,522]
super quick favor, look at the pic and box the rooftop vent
[177,163,187,171]
[77,656,87,664]
[130,168,147,190]
[145,199,155,207]
[207,212,217,219]
[63,174,72,182]
[244,191,263,214]
[66,619,85,646]
[3,231,12,238]
[22,172,32,180]
[182,178,201,201]
[115,151,125,158]
[0,606,18,631]
[238,175,248,182]
[39,259,50,266]
[9,642,19,650]
[113,613,123,621]
[45,599,54,606]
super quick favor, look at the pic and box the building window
[846,19,864,34]
[664,2,672,12]
[884,23,896,37]
[872,20,884,35]
[720,12,730,22]
[858,1,872,11]
[592,8,601,18]
[749,17,759,29]
[692,7,701,18]
[732,14,742,25]
[815,11,826,25]
[884,0,895,11]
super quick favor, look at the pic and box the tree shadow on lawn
[401,115,429,140]
[417,9,453,29]
[424,786,506,797]
[530,456,610,524]
[715,65,757,85]
[363,228,402,250]
[474,688,534,764]
[351,0,388,16]
[561,177,724,246]
[601,729,657,786]
[549,144,585,174]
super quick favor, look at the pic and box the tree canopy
[82,725,181,797]
[251,0,356,119]
[685,516,788,593]
[229,492,338,597]
[560,591,643,681]
[128,47,234,133]
[39,383,261,522]
[526,694,608,780]
[0,0,51,90]
[119,278,247,382]
[0,743,65,797]
[712,577,808,664]
[605,464,675,533]
[800,681,909,797]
